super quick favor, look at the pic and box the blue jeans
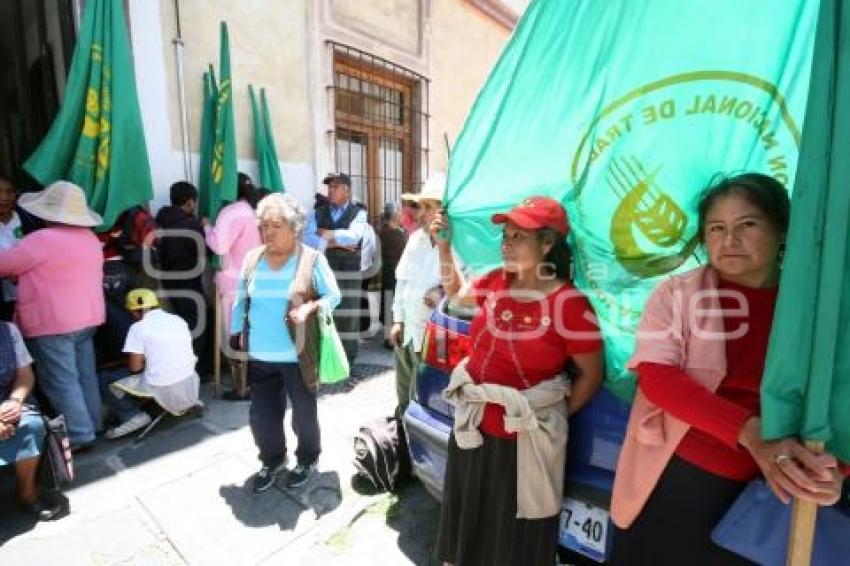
[27,327,102,445]
[98,368,143,423]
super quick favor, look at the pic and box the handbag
[711,479,850,565]
[318,308,349,384]
[41,413,74,486]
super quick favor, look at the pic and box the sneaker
[252,460,288,493]
[285,461,316,489]
[105,412,152,440]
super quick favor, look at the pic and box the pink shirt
[204,200,261,298]
[0,225,105,338]
[611,266,727,528]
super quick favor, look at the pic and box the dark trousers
[331,267,362,364]
[248,360,321,467]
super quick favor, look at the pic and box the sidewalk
[0,334,441,566]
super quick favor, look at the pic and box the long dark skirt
[610,455,755,566]
[437,432,559,566]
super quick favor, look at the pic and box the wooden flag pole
[787,440,825,565]
[213,290,222,398]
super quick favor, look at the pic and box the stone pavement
[0,335,441,566]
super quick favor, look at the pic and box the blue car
[403,300,631,563]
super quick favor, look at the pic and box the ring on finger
[774,453,793,465]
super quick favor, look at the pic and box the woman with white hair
[231,194,341,492]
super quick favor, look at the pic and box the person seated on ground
[0,321,65,520]
[100,289,201,440]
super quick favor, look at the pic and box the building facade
[0,0,526,218]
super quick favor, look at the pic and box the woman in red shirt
[432,197,604,566]
[610,173,844,565]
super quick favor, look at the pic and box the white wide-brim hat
[18,181,103,227]
[401,171,446,203]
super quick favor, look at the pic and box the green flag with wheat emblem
[444,0,819,400]
[201,22,237,221]
[23,0,152,231]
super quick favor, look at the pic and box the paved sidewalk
[0,336,441,566]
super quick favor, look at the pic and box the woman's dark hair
[697,172,790,243]
[237,172,258,208]
[536,228,572,280]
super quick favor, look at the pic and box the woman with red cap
[431,196,604,566]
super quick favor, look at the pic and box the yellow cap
[125,288,159,311]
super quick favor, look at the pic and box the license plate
[558,497,609,561]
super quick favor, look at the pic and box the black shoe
[252,460,287,493]
[26,497,67,521]
[285,461,316,489]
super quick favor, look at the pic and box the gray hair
[256,193,307,235]
[381,201,400,222]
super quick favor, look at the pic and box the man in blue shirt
[303,173,368,365]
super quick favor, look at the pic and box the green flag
[443,0,818,400]
[198,68,217,219]
[249,86,284,191]
[201,22,237,222]
[761,0,850,461]
[23,0,152,230]
[260,88,284,191]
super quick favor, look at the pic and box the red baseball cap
[491,196,570,236]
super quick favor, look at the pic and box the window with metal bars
[329,42,429,222]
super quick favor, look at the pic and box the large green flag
[761,0,850,462]
[260,88,284,191]
[23,0,152,230]
[201,22,237,222]
[198,67,217,218]
[249,86,284,191]
[444,0,818,400]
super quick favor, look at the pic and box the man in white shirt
[0,178,22,321]
[391,173,446,415]
[303,173,368,365]
[101,289,200,439]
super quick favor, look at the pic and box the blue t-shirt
[231,253,341,363]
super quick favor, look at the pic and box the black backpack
[353,416,411,492]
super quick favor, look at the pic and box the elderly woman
[431,196,604,566]
[0,181,105,450]
[231,194,341,493]
[203,172,262,401]
[1,321,64,520]
[610,173,845,565]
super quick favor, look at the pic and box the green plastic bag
[319,310,349,383]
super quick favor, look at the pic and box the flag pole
[213,292,222,397]
[786,440,825,565]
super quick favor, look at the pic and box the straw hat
[18,181,103,227]
[401,172,446,203]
